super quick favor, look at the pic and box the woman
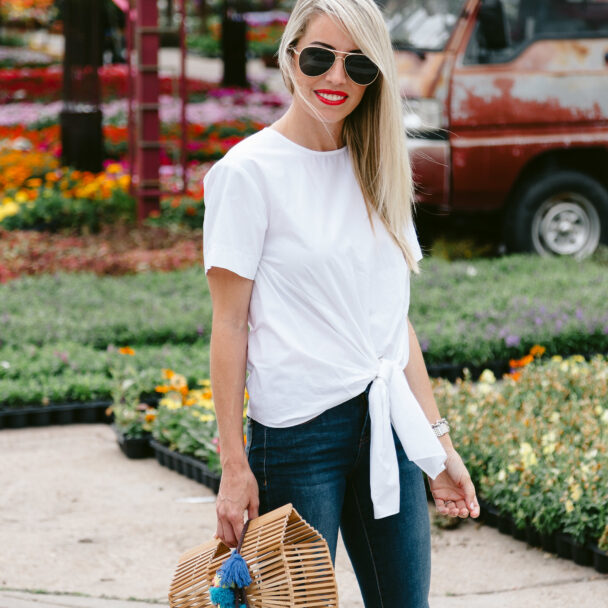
[203,0,480,605]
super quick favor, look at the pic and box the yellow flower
[15,190,28,203]
[565,499,574,513]
[497,469,506,481]
[0,201,19,221]
[549,412,561,423]
[519,442,537,469]
[106,163,123,174]
[199,414,215,423]
[570,354,585,363]
[197,379,211,387]
[160,397,181,410]
[570,484,583,502]
[551,355,563,362]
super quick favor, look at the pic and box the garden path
[0,424,606,607]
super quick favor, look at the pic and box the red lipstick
[314,89,348,105]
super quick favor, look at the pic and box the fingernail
[470,502,475,510]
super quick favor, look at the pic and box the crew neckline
[264,126,348,156]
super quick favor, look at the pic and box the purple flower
[504,334,521,347]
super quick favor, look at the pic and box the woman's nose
[325,56,348,84]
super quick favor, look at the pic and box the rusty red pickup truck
[385,0,608,258]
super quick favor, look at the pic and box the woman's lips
[314,90,348,105]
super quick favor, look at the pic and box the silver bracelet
[431,417,450,437]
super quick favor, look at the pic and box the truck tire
[504,171,608,259]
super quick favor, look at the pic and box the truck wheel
[505,171,608,259]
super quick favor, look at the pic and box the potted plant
[106,346,155,458]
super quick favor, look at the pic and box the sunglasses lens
[298,47,335,76]
[345,54,379,85]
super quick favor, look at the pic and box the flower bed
[0,342,210,407]
[1,256,607,408]
[0,65,217,104]
[433,353,608,552]
[0,224,202,282]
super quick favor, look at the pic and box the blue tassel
[209,585,236,608]
[217,551,252,588]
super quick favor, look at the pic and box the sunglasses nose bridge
[326,53,348,83]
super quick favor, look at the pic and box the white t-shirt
[203,126,447,518]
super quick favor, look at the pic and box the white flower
[466,265,478,277]
[0,361,10,369]
[584,448,598,460]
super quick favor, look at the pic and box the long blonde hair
[277,0,420,273]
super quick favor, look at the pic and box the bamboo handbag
[168,503,338,607]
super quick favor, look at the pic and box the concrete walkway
[0,424,606,608]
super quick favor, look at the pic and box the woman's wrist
[439,433,456,453]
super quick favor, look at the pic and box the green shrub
[434,355,608,547]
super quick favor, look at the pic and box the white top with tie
[203,127,447,519]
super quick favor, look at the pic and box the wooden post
[60,0,104,172]
[221,0,248,87]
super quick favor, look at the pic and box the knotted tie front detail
[367,357,447,519]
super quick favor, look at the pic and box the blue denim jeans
[245,382,431,608]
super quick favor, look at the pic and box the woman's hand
[428,448,480,519]
[215,460,259,547]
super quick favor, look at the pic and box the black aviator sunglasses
[290,45,380,86]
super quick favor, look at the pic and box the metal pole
[180,0,187,196]
[135,0,161,221]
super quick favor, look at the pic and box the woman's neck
[271,105,345,151]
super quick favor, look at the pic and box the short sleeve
[405,217,424,263]
[203,160,268,280]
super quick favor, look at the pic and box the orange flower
[243,433,247,446]
[155,385,170,393]
[179,385,189,397]
[530,345,546,358]
[162,368,175,379]
[118,346,135,355]
[145,412,156,422]
[202,389,212,400]
[508,371,522,381]
[509,354,533,369]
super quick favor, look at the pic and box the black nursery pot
[525,524,542,548]
[555,532,575,560]
[540,532,556,553]
[510,519,527,541]
[572,541,593,567]
[497,512,513,535]
[477,498,499,528]
[590,544,608,574]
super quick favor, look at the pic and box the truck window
[466,0,608,64]
[381,0,467,52]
